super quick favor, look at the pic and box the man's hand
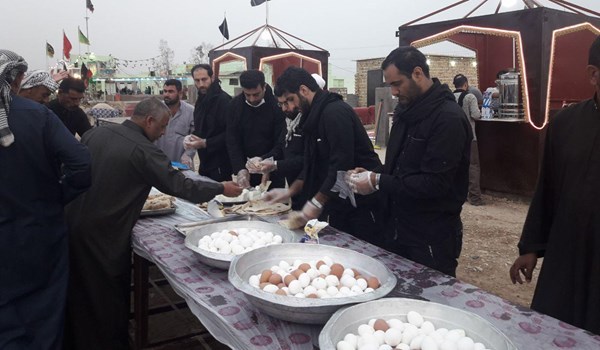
[348,170,377,195]
[263,188,291,204]
[183,134,206,150]
[180,153,193,168]
[221,181,243,197]
[245,157,263,174]
[259,158,277,174]
[509,252,538,284]
[301,200,323,221]
[236,169,251,188]
[52,70,70,82]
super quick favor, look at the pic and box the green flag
[78,27,90,45]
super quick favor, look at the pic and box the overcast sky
[1,0,598,84]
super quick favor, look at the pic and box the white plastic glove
[236,169,251,188]
[180,152,193,168]
[245,157,263,174]
[183,134,206,150]
[301,200,323,221]
[348,170,377,195]
[263,188,291,204]
[259,157,277,174]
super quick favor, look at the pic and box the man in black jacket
[266,67,382,244]
[185,64,232,181]
[226,70,285,189]
[349,47,472,277]
[47,77,92,138]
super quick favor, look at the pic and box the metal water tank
[498,71,524,119]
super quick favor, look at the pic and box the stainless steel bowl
[319,298,518,350]
[228,243,397,324]
[184,221,297,270]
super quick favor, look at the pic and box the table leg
[133,253,149,350]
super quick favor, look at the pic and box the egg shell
[358,333,378,348]
[407,311,424,327]
[316,260,326,269]
[373,319,390,332]
[383,328,402,346]
[303,285,317,295]
[343,333,358,348]
[445,329,464,343]
[259,270,272,283]
[373,330,386,345]
[341,275,357,288]
[283,274,296,286]
[330,263,345,278]
[409,334,425,349]
[356,278,368,290]
[299,263,311,272]
[336,340,354,350]
[306,293,318,298]
[368,318,377,327]
[319,264,332,275]
[272,235,283,243]
[298,273,311,288]
[291,269,303,278]
[401,327,418,345]
[325,275,340,287]
[277,283,285,288]
[323,256,334,266]
[420,320,436,335]
[396,344,410,350]
[359,344,378,350]
[262,284,279,293]
[231,244,244,255]
[248,275,260,287]
[342,268,355,277]
[339,286,351,295]
[306,268,320,279]
[387,318,404,331]
[456,337,474,350]
[357,324,375,337]
[316,289,328,298]
[274,288,287,296]
[278,260,290,269]
[311,277,327,290]
[364,287,375,293]
[379,345,393,350]
[287,280,302,295]
[326,286,339,296]
[472,343,485,350]
[294,292,306,298]
[268,274,282,285]
[435,328,449,337]
[367,276,381,289]
[421,336,439,350]
[439,341,458,350]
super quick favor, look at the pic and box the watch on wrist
[374,173,381,190]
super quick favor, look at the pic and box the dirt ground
[457,192,540,307]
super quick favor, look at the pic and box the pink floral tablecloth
[132,200,600,349]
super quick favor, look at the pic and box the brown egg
[319,274,327,279]
[306,293,319,298]
[268,273,283,285]
[284,274,297,286]
[228,230,238,236]
[259,282,271,289]
[277,283,285,288]
[367,276,381,289]
[373,319,389,332]
[330,263,345,278]
[352,268,361,276]
[316,260,326,269]
[275,289,287,296]
[259,270,272,283]
[355,275,364,281]
[291,269,303,278]
[299,263,311,272]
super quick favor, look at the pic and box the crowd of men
[2,34,600,348]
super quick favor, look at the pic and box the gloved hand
[301,200,323,221]
[348,170,377,195]
[245,157,263,174]
[263,188,291,204]
[180,153,193,168]
[236,169,251,188]
[183,134,206,150]
[221,181,243,197]
[259,157,277,174]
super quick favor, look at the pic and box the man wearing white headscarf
[19,70,59,104]
[0,49,91,349]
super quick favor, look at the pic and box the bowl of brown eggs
[228,243,397,324]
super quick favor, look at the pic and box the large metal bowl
[319,298,518,350]
[228,243,397,324]
[184,220,297,270]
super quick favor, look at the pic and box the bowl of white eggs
[319,298,517,350]
[228,243,397,324]
[184,220,297,269]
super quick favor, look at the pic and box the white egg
[294,292,306,298]
[323,256,334,266]
[407,311,424,327]
[409,334,425,349]
[198,243,209,251]
[221,233,233,242]
[420,320,435,335]
[239,236,253,248]
[439,341,458,350]
[263,231,273,240]
[336,340,355,350]
[238,228,248,234]
[368,319,377,327]
[311,277,327,290]
[279,260,290,269]
[325,275,340,287]
[281,287,289,294]
[373,330,386,345]
[421,336,439,350]
[327,286,339,296]
[429,332,444,346]
[303,285,317,296]
[319,264,332,275]
[219,244,232,254]
[357,324,375,337]
[230,238,239,246]
[384,328,402,346]
[293,259,303,268]
[359,344,378,350]
[364,287,374,293]
[456,337,474,350]
[213,238,226,249]
[378,345,393,350]
[445,329,464,343]
[356,278,368,290]
[210,231,220,239]
[298,273,311,288]
[317,289,328,298]
[435,328,449,337]
[208,246,218,252]
[358,334,379,349]
[248,275,260,288]
[351,285,364,294]
[343,333,358,348]
[396,344,410,350]
[270,265,279,272]
[342,268,355,277]
[231,244,244,255]
[401,327,418,345]
[387,318,404,331]
[287,280,302,295]
[341,275,357,288]
[473,343,486,350]
[339,286,351,295]
[262,284,278,293]
[307,268,320,279]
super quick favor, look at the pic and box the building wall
[355,55,479,107]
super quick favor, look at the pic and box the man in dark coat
[185,64,232,181]
[267,67,382,243]
[226,70,285,189]
[510,35,600,335]
[63,98,242,350]
[47,77,92,138]
[349,47,472,277]
[0,50,91,349]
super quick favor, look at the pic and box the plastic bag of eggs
[197,228,283,255]
[336,311,492,350]
[247,256,382,299]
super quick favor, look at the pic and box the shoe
[469,199,484,206]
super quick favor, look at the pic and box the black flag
[86,0,94,12]
[219,18,229,40]
[251,0,269,6]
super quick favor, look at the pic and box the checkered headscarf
[21,70,58,92]
[0,50,28,147]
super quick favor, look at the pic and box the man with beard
[348,46,472,277]
[48,77,92,138]
[155,79,194,162]
[266,67,382,244]
[226,70,285,189]
[18,70,59,104]
[184,64,232,181]
[509,35,600,335]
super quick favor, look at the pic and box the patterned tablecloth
[131,199,600,350]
